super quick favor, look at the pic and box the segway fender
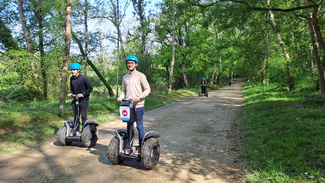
[115,129,127,153]
[143,131,160,141]
[84,120,98,126]
[64,120,73,127]
[63,120,74,136]
[115,129,127,140]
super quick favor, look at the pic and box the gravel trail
[0,79,245,183]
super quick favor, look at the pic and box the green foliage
[0,18,18,50]
[0,86,34,102]
[240,83,325,182]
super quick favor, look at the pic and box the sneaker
[135,146,141,154]
[76,131,80,136]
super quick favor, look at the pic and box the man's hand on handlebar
[67,93,84,98]
[132,97,140,103]
[116,97,139,103]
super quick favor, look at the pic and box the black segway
[107,99,160,170]
[199,86,208,97]
[57,94,98,148]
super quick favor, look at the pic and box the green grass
[240,83,325,182]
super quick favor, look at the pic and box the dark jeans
[201,86,206,94]
[71,98,89,132]
[135,107,145,145]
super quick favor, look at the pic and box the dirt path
[0,79,245,183]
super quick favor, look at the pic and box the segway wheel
[142,138,160,170]
[57,126,71,146]
[108,137,123,164]
[82,125,98,148]
[206,92,208,97]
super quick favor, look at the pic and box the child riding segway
[107,99,160,169]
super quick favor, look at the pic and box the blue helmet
[202,77,206,79]
[70,63,81,70]
[125,55,138,63]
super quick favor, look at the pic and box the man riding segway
[199,77,208,97]
[57,63,98,147]
[107,55,160,169]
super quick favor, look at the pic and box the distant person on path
[67,63,93,135]
[200,77,207,94]
[117,55,151,151]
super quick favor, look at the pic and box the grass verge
[239,83,325,182]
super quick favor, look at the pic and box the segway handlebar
[122,98,133,103]
[71,94,78,98]
[71,94,79,105]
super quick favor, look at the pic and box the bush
[0,86,34,102]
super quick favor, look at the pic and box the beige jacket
[119,69,151,108]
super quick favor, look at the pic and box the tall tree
[17,0,42,100]
[299,0,325,94]
[31,0,48,99]
[59,0,73,116]
[72,32,115,97]
[110,0,129,96]
[83,0,89,75]
[131,0,147,57]
[267,0,294,91]
[167,0,176,93]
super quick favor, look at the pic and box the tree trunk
[17,0,42,100]
[268,0,294,91]
[168,3,176,93]
[131,0,146,57]
[303,0,325,95]
[109,0,128,96]
[59,0,73,117]
[262,33,270,85]
[210,64,217,84]
[32,1,48,99]
[310,5,325,55]
[83,0,89,75]
[182,62,189,88]
[72,33,114,97]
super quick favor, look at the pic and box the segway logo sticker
[122,110,128,116]
[120,106,130,122]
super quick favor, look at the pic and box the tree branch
[72,31,115,97]
[186,0,318,12]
